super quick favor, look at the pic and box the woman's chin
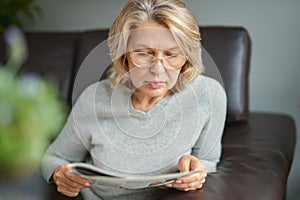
[135,85,170,98]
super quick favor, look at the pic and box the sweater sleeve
[191,77,227,169]
[41,84,95,182]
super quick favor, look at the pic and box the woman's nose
[150,60,166,74]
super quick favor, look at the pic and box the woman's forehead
[128,26,179,51]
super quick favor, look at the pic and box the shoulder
[192,75,225,93]
[70,79,114,120]
[188,75,227,114]
[85,79,113,95]
[76,79,113,100]
[72,79,113,109]
[191,75,226,101]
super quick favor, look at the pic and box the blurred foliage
[0,0,41,30]
[0,27,66,175]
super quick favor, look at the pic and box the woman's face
[126,21,186,99]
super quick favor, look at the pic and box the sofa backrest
[201,27,251,122]
[73,27,251,122]
[0,31,79,102]
[0,26,251,122]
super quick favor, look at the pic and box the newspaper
[69,163,216,189]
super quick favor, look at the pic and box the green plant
[0,0,41,30]
[0,27,66,175]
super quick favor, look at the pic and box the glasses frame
[129,51,187,70]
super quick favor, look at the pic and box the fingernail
[176,180,182,184]
[85,182,91,187]
[166,184,172,187]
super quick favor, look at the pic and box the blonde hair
[108,0,203,90]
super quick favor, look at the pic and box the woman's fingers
[169,172,207,191]
[178,155,205,172]
[56,183,81,197]
[64,171,91,188]
[53,164,91,197]
[171,155,208,191]
[177,172,207,184]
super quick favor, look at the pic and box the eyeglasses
[130,52,187,70]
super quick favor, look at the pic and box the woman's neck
[131,90,172,112]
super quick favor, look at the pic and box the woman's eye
[136,51,153,56]
[166,53,178,58]
[137,52,150,56]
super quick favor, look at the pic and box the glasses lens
[165,55,186,68]
[131,52,154,68]
[131,52,186,69]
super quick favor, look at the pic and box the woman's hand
[52,163,91,197]
[167,155,207,191]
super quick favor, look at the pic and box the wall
[26,0,300,199]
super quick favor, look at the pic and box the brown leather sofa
[0,27,296,200]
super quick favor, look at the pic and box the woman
[41,0,227,199]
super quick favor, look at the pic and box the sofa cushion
[222,113,296,167]
[200,27,251,122]
[159,146,289,200]
[159,114,295,200]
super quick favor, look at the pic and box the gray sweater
[41,75,227,200]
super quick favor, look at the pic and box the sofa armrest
[159,113,296,200]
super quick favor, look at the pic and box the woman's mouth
[145,81,166,89]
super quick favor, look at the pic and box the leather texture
[25,32,79,101]
[201,27,251,122]
[159,113,296,200]
[0,32,79,101]
[0,27,295,200]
